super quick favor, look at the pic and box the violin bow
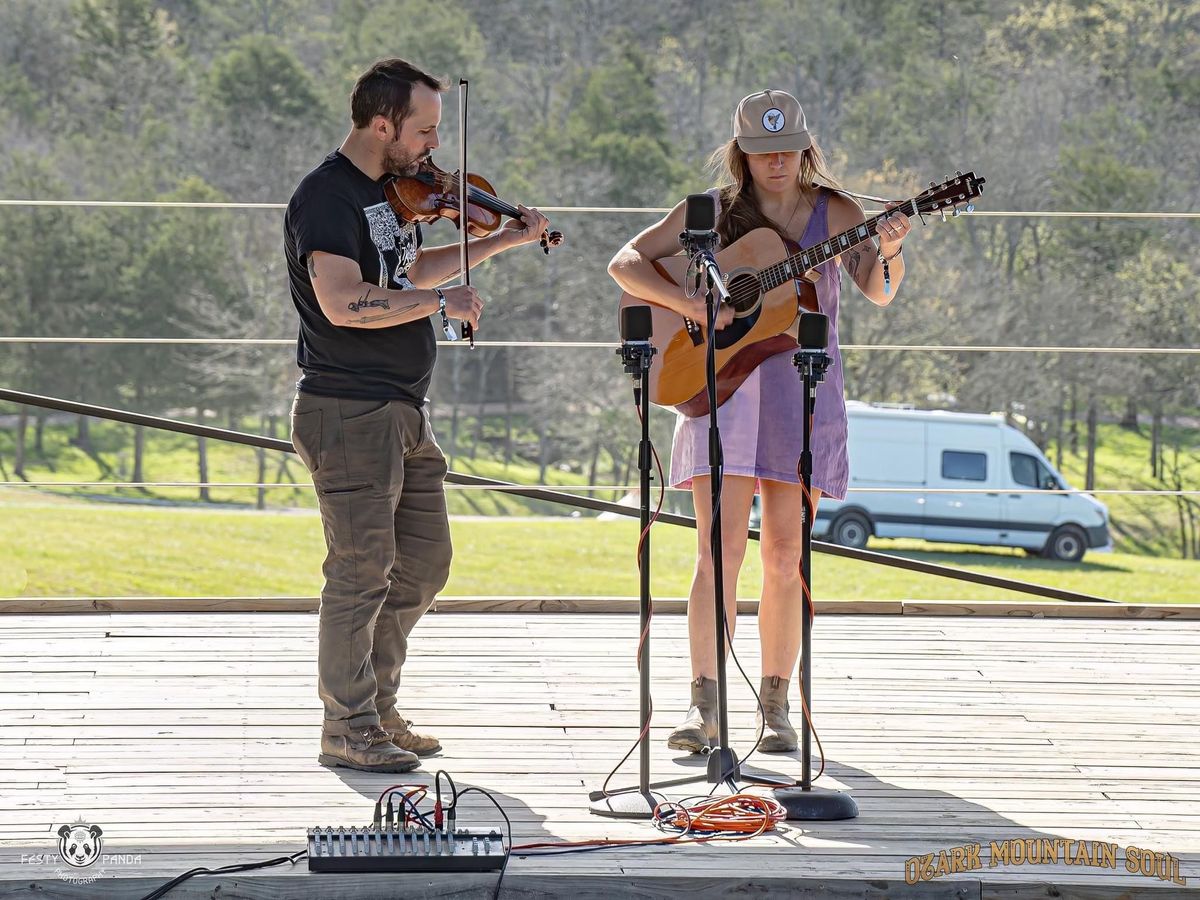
[457,77,474,349]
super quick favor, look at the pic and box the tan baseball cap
[733,90,811,154]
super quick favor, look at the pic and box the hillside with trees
[1,0,1196,555]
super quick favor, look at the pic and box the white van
[808,404,1111,561]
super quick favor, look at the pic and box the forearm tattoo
[347,291,391,313]
[841,247,874,285]
[346,303,420,325]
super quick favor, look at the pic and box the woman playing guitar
[607,90,912,754]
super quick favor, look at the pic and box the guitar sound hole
[708,272,761,350]
[726,273,761,314]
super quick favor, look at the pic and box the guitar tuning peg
[952,208,960,217]
[966,203,975,213]
[940,209,947,222]
[956,170,963,177]
[930,181,937,189]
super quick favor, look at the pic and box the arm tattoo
[842,248,861,280]
[346,303,420,325]
[842,247,874,285]
[347,289,391,313]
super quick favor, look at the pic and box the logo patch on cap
[762,108,786,133]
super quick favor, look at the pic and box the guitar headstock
[913,171,985,219]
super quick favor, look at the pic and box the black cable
[381,786,435,830]
[598,391,668,799]
[135,849,307,900]
[436,769,458,807]
[699,272,768,791]
[454,786,513,900]
[710,606,769,793]
[697,267,794,791]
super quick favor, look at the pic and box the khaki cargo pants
[290,393,452,737]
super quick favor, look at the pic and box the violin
[383,159,564,254]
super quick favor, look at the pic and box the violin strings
[430,170,522,218]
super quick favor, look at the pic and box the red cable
[796,455,827,781]
[598,399,666,798]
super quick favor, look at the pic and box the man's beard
[383,142,426,177]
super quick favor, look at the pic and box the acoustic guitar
[617,172,985,416]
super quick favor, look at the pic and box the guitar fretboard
[758,198,919,291]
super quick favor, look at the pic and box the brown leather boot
[667,676,718,753]
[757,675,798,752]
[318,725,421,772]
[381,717,442,757]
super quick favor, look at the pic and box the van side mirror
[1042,475,1059,491]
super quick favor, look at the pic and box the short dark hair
[350,58,446,129]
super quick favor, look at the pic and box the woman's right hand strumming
[607,198,735,330]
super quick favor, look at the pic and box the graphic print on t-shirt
[362,201,419,290]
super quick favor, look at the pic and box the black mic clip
[679,230,719,259]
[618,339,655,380]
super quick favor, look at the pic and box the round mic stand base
[772,786,860,821]
[589,790,659,819]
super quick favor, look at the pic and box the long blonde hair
[707,137,841,246]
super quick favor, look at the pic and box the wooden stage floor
[1,609,1198,898]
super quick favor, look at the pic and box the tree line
[0,0,1197,552]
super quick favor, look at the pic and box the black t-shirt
[284,150,433,404]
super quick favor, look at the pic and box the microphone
[683,192,717,238]
[798,312,828,351]
[618,305,656,384]
[679,193,730,303]
[794,312,832,391]
[620,305,653,343]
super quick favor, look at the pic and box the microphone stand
[689,240,790,790]
[772,315,858,820]
[696,247,740,789]
[591,330,710,817]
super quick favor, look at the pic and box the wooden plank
[903,601,1200,620]
[4,596,1199,618]
[1,610,1199,897]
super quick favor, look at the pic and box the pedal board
[307,827,508,873]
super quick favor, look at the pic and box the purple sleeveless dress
[668,188,850,500]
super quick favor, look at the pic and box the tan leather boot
[381,717,442,757]
[757,675,798,752]
[318,724,421,772]
[667,676,718,753]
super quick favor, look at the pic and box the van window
[942,450,987,481]
[1010,452,1040,488]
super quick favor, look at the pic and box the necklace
[769,189,806,238]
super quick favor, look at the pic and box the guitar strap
[818,183,897,205]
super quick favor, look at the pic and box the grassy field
[0,413,1196,603]
[1,489,1195,603]
[1046,421,1200,556]
[0,414,613,516]
[0,414,1195,552]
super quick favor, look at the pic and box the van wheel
[1042,525,1087,562]
[831,512,871,549]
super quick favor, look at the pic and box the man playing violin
[284,57,550,773]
